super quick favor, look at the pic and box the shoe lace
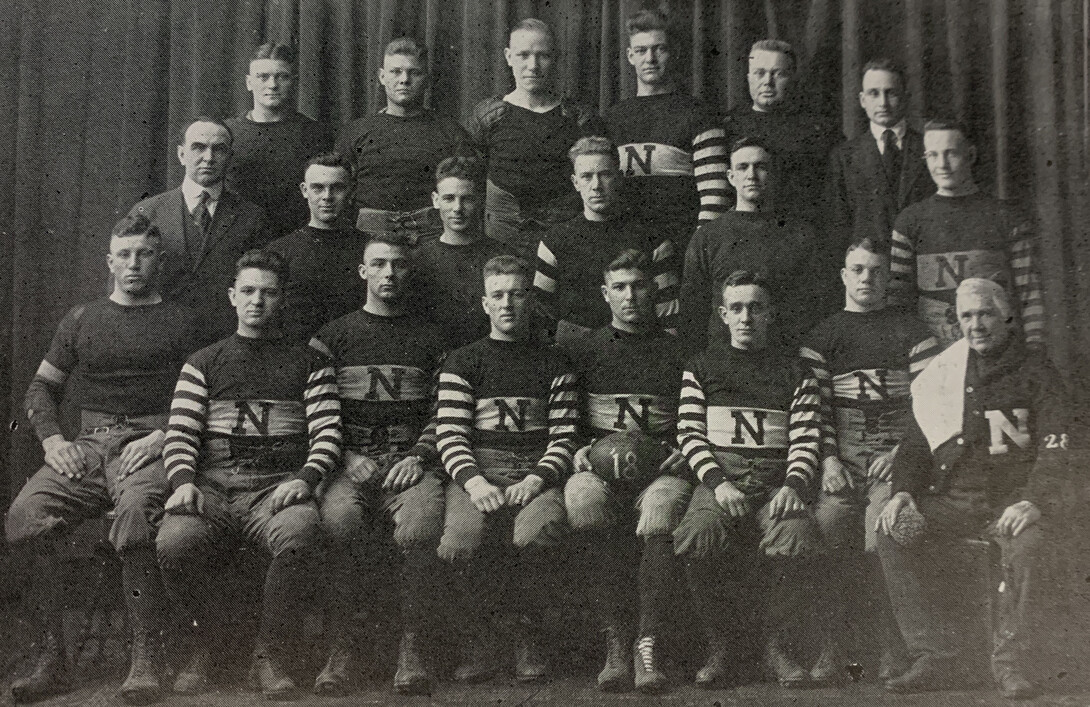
[637,636,657,672]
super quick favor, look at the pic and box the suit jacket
[127,187,268,344]
[824,127,932,251]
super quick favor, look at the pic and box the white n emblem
[985,409,1030,455]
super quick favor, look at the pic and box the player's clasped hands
[343,449,380,484]
[465,474,544,512]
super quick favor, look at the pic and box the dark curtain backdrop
[1,0,1088,500]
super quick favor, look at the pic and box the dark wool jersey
[225,112,333,236]
[467,97,606,209]
[799,309,940,474]
[312,309,446,463]
[164,334,341,491]
[893,340,1072,508]
[436,337,577,487]
[410,237,511,351]
[722,106,842,224]
[266,226,368,343]
[566,326,686,444]
[534,215,680,330]
[603,93,728,229]
[335,110,470,212]
[678,344,821,498]
[890,192,1045,347]
[680,209,821,349]
[24,298,199,441]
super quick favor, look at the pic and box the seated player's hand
[573,444,593,474]
[270,478,312,514]
[505,474,544,507]
[343,449,379,485]
[165,483,204,515]
[996,500,1041,537]
[659,447,687,475]
[821,457,853,494]
[769,486,805,520]
[868,446,897,482]
[42,434,87,480]
[875,491,916,535]
[117,430,166,481]
[714,480,750,518]
[465,476,505,513]
[384,455,424,493]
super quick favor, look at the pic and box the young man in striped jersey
[672,270,824,689]
[889,120,1045,348]
[435,255,576,682]
[604,8,729,253]
[564,249,691,693]
[800,239,940,684]
[157,250,341,699]
[6,216,197,704]
[310,232,447,695]
[534,136,680,344]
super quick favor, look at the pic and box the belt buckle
[90,425,112,435]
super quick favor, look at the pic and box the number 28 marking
[1044,433,1069,449]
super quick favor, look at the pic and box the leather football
[586,430,670,491]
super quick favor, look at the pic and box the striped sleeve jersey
[603,93,729,225]
[799,308,941,467]
[676,344,822,498]
[312,309,446,464]
[164,333,342,491]
[435,337,578,488]
[890,192,1045,347]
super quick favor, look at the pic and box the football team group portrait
[3,1,1089,705]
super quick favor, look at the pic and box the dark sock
[638,534,676,638]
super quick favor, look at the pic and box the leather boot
[633,635,668,694]
[172,645,211,695]
[765,630,809,689]
[313,633,353,697]
[119,625,161,704]
[695,642,729,688]
[809,634,843,686]
[515,621,548,682]
[249,646,296,699]
[393,631,430,695]
[11,631,70,703]
[453,628,495,683]
[119,550,163,704]
[596,626,630,692]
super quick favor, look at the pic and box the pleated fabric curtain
[1,0,1088,498]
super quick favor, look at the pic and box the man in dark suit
[128,117,269,343]
[824,59,933,252]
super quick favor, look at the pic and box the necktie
[882,129,902,188]
[192,190,212,236]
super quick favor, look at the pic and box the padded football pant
[484,179,580,260]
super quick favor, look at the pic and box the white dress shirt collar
[181,177,223,217]
[870,120,907,154]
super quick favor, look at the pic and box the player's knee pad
[155,515,208,568]
[636,476,692,537]
[563,472,613,531]
[673,511,736,560]
[759,513,823,558]
[813,493,862,553]
[513,492,568,550]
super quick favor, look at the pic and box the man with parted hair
[267,151,367,342]
[6,216,198,705]
[564,248,691,693]
[127,116,269,345]
[310,231,448,696]
[157,249,340,700]
[824,59,933,252]
[468,18,606,258]
[534,136,680,344]
[799,238,940,684]
[890,120,1046,349]
[225,43,333,238]
[721,39,842,225]
[336,37,470,246]
[875,277,1070,699]
[603,8,729,254]
[435,254,575,683]
[673,270,825,689]
[411,155,512,350]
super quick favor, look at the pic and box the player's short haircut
[435,155,485,190]
[251,43,297,67]
[568,136,619,170]
[235,249,289,286]
[923,118,973,145]
[729,136,775,161]
[385,36,429,66]
[363,231,412,259]
[304,151,353,178]
[603,249,649,281]
[510,17,555,45]
[626,8,670,39]
[176,116,233,147]
[750,39,796,71]
[861,57,905,85]
[111,213,162,244]
[845,237,889,260]
[721,269,771,304]
[483,254,532,284]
